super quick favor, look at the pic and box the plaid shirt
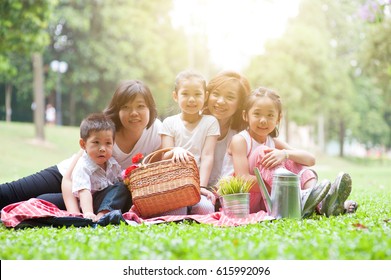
[72,152,122,197]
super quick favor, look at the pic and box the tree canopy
[1,0,390,155]
[0,0,55,74]
[244,0,391,154]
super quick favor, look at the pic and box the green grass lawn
[0,121,390,260]
[0,121,80,182]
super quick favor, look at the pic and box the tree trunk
[69,88,76,126]
[338,120,345,157]
[5,84,12,122]
[32,53,45,141]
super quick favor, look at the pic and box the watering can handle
[254,167,272,213]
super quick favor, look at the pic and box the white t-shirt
[160,114,220,167]
[57,154,79,176]
[208,128,237,186]
[71,152,122,197]
[112,119,162,169]
[57,119,163,174]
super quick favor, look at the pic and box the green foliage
[248,24,332,127]
[351,77,390,148]
[1,0,193,126]
[45,0,189,125]
[0,0,55,53]
[217,176,253,196]
[359,8,391,148]
[1,0,390,152]
[0,0,56,74]
[244,0,391,155]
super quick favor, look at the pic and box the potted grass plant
[217,176,252,218]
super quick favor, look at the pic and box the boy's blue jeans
[35,182,132,213]
[94,182,132,213]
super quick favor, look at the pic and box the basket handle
[142,147,174,164]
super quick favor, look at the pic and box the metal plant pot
[220,193,250,218]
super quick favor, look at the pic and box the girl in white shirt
[160,70,220,215]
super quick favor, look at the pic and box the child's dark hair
[244,87,282,137]
[80,113,116,141]
[104,80,157,130]
[174,70,206,93]
[204,71,251,130]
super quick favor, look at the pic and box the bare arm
[199,135,218,187]
[199,135,218,204]
[161,134,175,159]
[229,134,257,185]
[78,189,96,221]
[61,150,83,213]
[264,138,316,167]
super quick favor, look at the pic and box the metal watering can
[254,167,302,219]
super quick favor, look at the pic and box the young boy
[70,113,130,221]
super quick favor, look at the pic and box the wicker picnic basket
[128,148,201,218]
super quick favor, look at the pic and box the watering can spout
[254,167,272,213]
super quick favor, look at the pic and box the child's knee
[300,169,317,189]
[248,145,274,171]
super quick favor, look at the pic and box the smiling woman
[0,80,162,212]
[171,0,300,70]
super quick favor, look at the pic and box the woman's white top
[57,119,163,174]
[112,119,162,169]
[208,128,237,186]
[160,114,220,167]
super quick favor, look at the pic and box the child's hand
[258,145,273,157]
[201,187,216,205]
[172,147,194,164]
[83,212,97,222]
[261,148,286,168]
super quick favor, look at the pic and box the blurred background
[0,0,390,159]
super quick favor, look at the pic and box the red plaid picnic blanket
[123,205,272,226]
[1,199,272,228]
[1,199,84,227]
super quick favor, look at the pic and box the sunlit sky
[171,0,300,71]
